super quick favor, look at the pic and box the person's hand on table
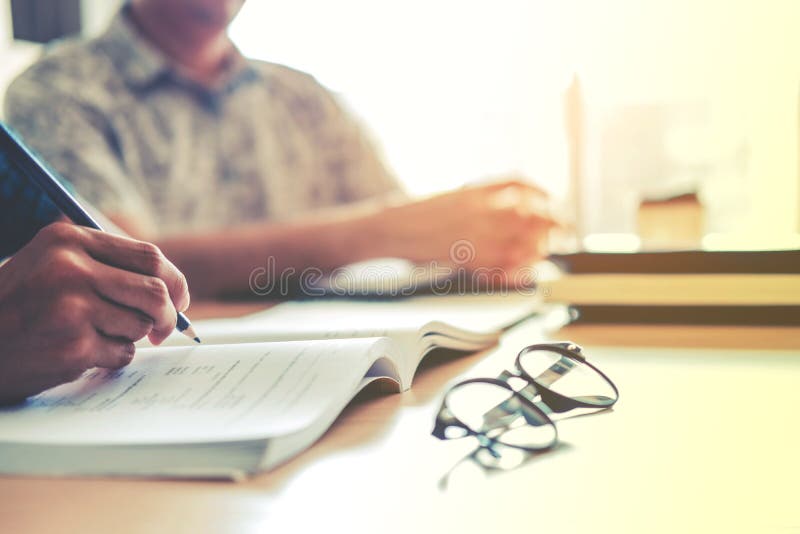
[372,179,557,272]
[0,222,190,404]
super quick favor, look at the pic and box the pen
[1,122,200,343]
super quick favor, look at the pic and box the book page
[248,294,541,334]
[152,318,402,348]
[0,338,391,445]
[155,294,541,348]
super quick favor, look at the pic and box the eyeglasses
[432,342,619,458]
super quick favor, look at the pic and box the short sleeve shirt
[4,7,402,237]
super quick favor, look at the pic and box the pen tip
[181,324,200,343]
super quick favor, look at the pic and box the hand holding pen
[0,222,193,403]
[0,122,199,343]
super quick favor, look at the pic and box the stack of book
[540,250,800,325]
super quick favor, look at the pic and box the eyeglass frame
[432,341,619,453]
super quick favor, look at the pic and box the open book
[0,295,543,480]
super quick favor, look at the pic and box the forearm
[154,208,398,298]
[110,180,555,298]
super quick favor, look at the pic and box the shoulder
[248,59,350,127]
[249,60,341,105]
[250,60,326,91]
[5,36,120,111]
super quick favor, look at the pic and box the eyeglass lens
[517,349,618,406]
[446,381,557,450]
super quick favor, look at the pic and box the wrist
[322,210,390,266]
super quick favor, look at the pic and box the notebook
[0,294,544,480]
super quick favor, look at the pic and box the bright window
[230,0,572,198]
[231,0,800,241]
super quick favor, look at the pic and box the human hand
[373,179,557,271]
[0,222,190,403]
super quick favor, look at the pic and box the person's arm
[150,179,555,298]
[0,222,190,404]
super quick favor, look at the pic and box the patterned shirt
[4,7,401,237]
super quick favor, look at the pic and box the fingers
[91,335,136,369]
[489,237,545,270]
[490,188,560,226]
[483,176,550,198]
[77,228,191,313]
[90,298,154,342]
[89,262,178,345]
[49,297,137,373]
[467,207,553,270]
[32,223,184,345]
[473,178,562,233]
[522,210,562,231]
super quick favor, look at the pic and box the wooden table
[1,301,798,534]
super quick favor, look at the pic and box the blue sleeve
[0,150,62,259]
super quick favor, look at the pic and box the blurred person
[4,0,554,298]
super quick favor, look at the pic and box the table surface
[1,301,799,534]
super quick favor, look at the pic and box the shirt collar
[100,5,259,97]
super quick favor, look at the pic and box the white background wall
[0,2,42,116]
[81,0,122,36]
